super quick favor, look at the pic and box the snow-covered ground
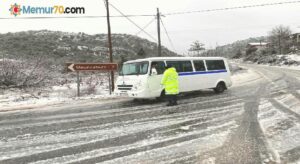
[0,83,117,112]
[261,54,299,70]
[277,54,300,63]
[0,67,254,111]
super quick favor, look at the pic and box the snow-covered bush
[0,57,51,88]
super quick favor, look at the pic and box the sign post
[66,63,118,97]
[108,72,112,95]
[76,71,80,97]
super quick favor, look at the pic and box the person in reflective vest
[161,64,179,106]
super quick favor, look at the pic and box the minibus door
[148,61,165,97]
[148,74,163,97]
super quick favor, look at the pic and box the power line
[160,18,177,53]
[108,2,157,42]
[136,17,156,35]
[164,0,300,15]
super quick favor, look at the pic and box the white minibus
[115,57,232,99]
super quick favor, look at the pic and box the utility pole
[105,0,114,92]
[157,8,162,57]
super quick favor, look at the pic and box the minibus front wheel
[214,82,226,93]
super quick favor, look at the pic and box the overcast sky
[1,0,300,54]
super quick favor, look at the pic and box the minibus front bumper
[115,88,152,98]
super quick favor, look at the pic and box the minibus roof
[124,57,226,64]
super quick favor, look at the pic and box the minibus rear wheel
[214,82,226,93]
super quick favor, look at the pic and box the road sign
[66,63,118,72]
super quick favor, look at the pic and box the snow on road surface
[0,92,245,163]
[230,68,262,87]
[274,94,300,115]
[258,99,300,163]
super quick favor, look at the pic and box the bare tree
[188,41,205,56]
[268,25,292,54]
[0,56,51,88]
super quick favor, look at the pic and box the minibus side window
[151,61,165,75]
[206,60,226,70]
[181,61,193,72]
[166,61,193,72]
[193,60,206,71]
[166,61,181,72]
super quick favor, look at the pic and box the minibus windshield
[119,61,149,75]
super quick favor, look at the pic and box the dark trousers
[167,94,178,105]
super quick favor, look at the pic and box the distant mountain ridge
[0,30,178,64]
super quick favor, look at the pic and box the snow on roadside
[277,54,300,62]
[273,65,300,71]
[0,83,116,112]
[261,54,300,70]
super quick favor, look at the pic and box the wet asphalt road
[0,64,299,164]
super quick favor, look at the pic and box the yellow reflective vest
[161,67,179,95]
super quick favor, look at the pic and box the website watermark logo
[9,3,22,16]
[9,3,85,16]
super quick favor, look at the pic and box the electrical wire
[136,17,156,35]
[164,0,300,15]
[108,2,157,42]
[160,18,177,53]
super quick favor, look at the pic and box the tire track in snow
[0,101,244,163]
[0,97,241,138]
[0,104,243,156]
[258,99,300,163]
[32,111,241,164]
[271,93,300,119]
[2,101,242,142]
[0,95,235,126]
[0,104,243,161]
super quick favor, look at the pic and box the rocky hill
[0,30,178,65]
[0,30,178,88]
